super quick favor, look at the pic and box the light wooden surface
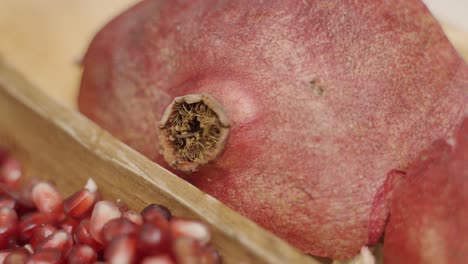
[0,0,467,110]
[0,59,321,264]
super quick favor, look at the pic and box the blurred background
[0,0,467,108]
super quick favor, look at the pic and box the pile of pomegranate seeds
[0,149,221,264]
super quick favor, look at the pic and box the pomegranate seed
[123,209,143,226]
[137,222,171,256]
[170,218,211,245]
[30,225,57,249]
[18,178,40,208]
[141,204,172,223]
[200,245,221,264]
[0,157,23,190]
[173,237,220,264]
[3,247,30,264]
[0,195,16,209]
[0,249,13,263]
[36,230,73,256]
[24,244,33,254]
[60,217,79,235]
[73,219,103,250]
[64,179,99,219]
[0,207,19,248]
[67,245,97,264]
[19,212,51,241]
[27,249,62,264]
[141,255,175,264]
[102,218,139,244]
[31,182,64,219]
[104,235,137,264]
[89,201,122,243]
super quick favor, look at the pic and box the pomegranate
[78,0,467,258]
[384,118,468,264]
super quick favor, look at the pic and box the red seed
[18,178,40,208]
[3,247,30,264]
[73,219,103,251]
[27,249,63,264]
[67,244,97,264]
[123,209,143,226]
[0,207,19,248]
[102,218,139,244]
[0,249,13,263]
[199,245,221,264]
[104,235,137,264]
[64,179,99,219]
[137,222,171,256]
[170,218,211,245]
[141,204,172,223]
[0,157,23,190]
[63,190,95,219]
[0,195,16,209]
[173,237,220,264]
[89,201,122,243]
[60,217,79,235]
[141,255,175,264]
[30,225,57,249]
[31,182,64,219]
[36,230,73,256]
[19,212,51,241]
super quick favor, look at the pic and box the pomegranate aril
[0,196,16,209]
[141,255,175,264]
[104,235,137,264]
[19,212,51,241]
[73,219,103,250]
[89,200,122,243]
[30,225,57,249]
[64,179,99,219]
[0,249,12,263]
[102,218,139,244]
[67,244,97,264]
[3,247,30,264]
[0,207,19,249]
[173,237,220,264]
[0,157,23,190]
[123,209,143,226]
[199,245,221,264]
[137,222,171,256]
[141,204,172,223]
[36,230,73,256]
[172,238,201,264]
[31,182,64,219]
[27,249,63,264]
[170,218,211,245]
[60,217,79,235]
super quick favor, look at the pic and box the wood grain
[0,59,320,264]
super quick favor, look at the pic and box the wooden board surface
[0,59,321,264]
[0,0,467,110]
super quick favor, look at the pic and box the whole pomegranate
[78,0,467,258]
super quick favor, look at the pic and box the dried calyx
[159,94,230,172]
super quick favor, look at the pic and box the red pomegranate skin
[78,0,467,258]
[384,118,468,264]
